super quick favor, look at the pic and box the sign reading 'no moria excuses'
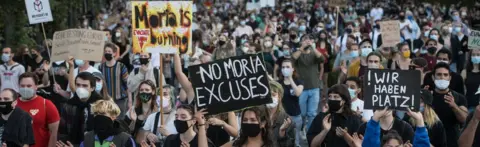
[189,54,271,115]
[363,69,421,111]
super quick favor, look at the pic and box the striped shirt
[99,62,129,100]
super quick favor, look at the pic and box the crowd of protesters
[1,0,480,147]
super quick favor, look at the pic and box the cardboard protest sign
[468,30,480,49]
[260,0,275,8]
[132,1,193,54]
[379,20,401,47]
[363,69,421,111]
[188,54,272,115]
[246,0,261,11]
[329,0,348,7]
[25,0,53,24]
[51,29,105,62]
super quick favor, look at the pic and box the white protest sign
[246,0,261,11]
[260,0,275,8]
[379,20,401,47]
[25,0,53,24]
[468,30,480,49]
[51,29,106,62]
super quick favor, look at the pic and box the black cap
[420,89,433,106]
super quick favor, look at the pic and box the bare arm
[224,112,239,137]
[453,105,469,123]
[174,54,195,103]
[289,78,304,97]
[292,50,302,60]
[458,111,479,147]
[47,121,59,147]
[310,130,329,147]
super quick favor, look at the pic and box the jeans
[299,88,320,131]
[291,115,303,146]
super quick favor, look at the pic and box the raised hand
[323,114,332,131]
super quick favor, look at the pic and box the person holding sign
[401,89,447,147]
[292,34,324,132]
[345,77,374,122]
[307,84,363,147]
[357,107,414,143]
[361,107,431,147]
[429,62,468,147]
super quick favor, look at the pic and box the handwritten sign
[188,54,271,115]
[380,20,401,47]
[363,69,421,111]
[132,1,192,54]
[51,29,105,62]
[468,30,480,49]
[329,0,348,7]
[25,0,53,24]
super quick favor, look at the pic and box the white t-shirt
[66,66,101,92]
[370,8,384,21]
[233,25,254,37]
[142,111,177,137]
[0,63,25,92]
[351,99,374,121]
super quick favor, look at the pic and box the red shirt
[16,96,60,147]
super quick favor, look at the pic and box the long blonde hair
[409,105,440,128]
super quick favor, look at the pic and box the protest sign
[329,0,348,7]
[132,1,193,54]
[379,20,401,47]
[260,0,275,8]
[25,0,53,24]
[246,0,261,11]
[468,30,480,49]
[363,69,421,111]
[51,29,105,62]
[188,54,272,115]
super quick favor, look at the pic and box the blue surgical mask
[283,50,291,57]
[361,48,372,57]
[472,56,480,64]
[350,50,359,57]
[430,35,438,40]
[75,59,85,66]
[407,15,414,20]
[299,25,306,32]
[1,54,10,62]
[348,88,357,99]
[434,79,450,90]
[420,49,428,54]
[454,27,462,33]
[419,106,425,112]
[95,82,103,93]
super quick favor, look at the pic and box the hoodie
[362,119,430,147]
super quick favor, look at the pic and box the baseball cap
[420,89,433,106]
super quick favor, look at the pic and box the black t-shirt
[431,91,467,147]
[402,115,448,147]
[357,118,414,142]
[307,112,363,147]
[278,79,303,116]
[0,108,35,146]
[207,125,230,147]
[465,71,480,107]
[463,112,480,147]
[163,134,215,147]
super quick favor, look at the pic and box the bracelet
[197,123,205,126]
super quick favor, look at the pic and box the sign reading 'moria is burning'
[132,1,192,54]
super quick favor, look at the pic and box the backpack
[134,67,160,84]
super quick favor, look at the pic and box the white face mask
[95,82,103,93]
[76,88,90,99]
[242,47,249,53]
[266,96,279,108]
[115,32,121,37]
[156,96,170,109]
[264,41,273,48]
[368,63,379,69]
[434,79,450,90]
[437,60,449,64]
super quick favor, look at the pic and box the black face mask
[93,115,114,141]
[241,123,262,137]
[328,100,342,112]
[218,41,226,46]
[139,58,149,65]
[345,28,353,34]
[427,47,437,55]
[399,15,406,20]
[0,101,13,115]
[374,25,380,30]
[290,34,297,39]
[104,53,113,61]
[138,92,153,103]
[174,120,192,134]
[31,54,38,59]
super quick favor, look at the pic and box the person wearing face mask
[16,72,60,147]
[124,80,157,144]
[336,24,360,53]
[316,31,333,82]
[74,100,135,146]
[260,36,276,67]
[0,89,35,146]
[429,63,468,147]
[391,43,412,70]
[63,56,100,99]
[419,41,438,71]
[450,22,469,73]
[344,77,374,122]
[232,17,254,37]
[57,72,104,145]
[461,49,480,112]
[411,23,431,53]
[342,5,358,24]
[103,29,112,42]
[0,47,25,92]
[27,46,47,73]
[361,107,430,147]
[399,11,420,44]
[162,104,215,147]
[277,59,304,146]
[307,84,363,147]
[401,89,447,147]
[111,27,132,71]
[369,20,383,50]
[205,111,239,147]
[128,52,165,94]
[99,43,132,119]
[91,72,111,99]
[212,106,276,147]
[347,40,381,78]
[213,34,236,60]
[336,43,360,72]
[427,29,445,47]
[423,49,465,95]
